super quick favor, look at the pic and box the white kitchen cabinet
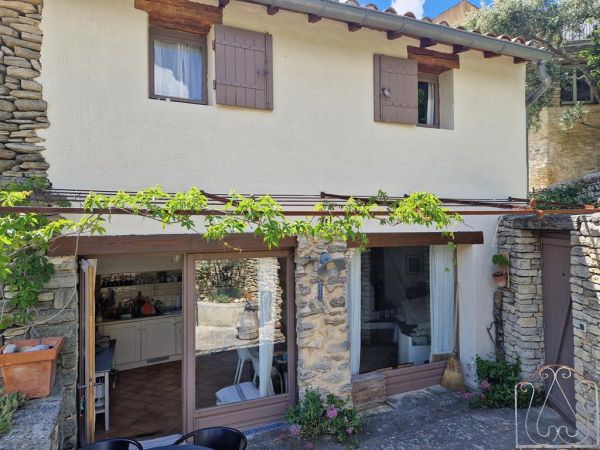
[100,322,141,367]
[141,317,177,360]
[175,317,183,355]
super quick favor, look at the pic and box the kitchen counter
[99,309,182,325]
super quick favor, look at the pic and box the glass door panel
[193,256,289,410]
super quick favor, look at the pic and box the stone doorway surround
[496,213,600,437]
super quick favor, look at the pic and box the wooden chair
[79,438,143,450]
[174,426,248,450]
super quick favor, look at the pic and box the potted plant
[0,336,65,398]
[492,254,510,287]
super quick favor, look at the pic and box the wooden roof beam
[483,51,501,58]
[387,31,403,40]
[266,5,279,14]
[420,38,437,48]
[513,56,528,64]
[218,0,229,8]
[347,22,362,32]
[307,13,321,23]
[453,44,469,54]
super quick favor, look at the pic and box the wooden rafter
[218,0,229,8]
[420,38,437,48]
[266,5,279,15]
[307,13,321,23]
[483,51,501,58]
[134,0,222,35]
[453,44,469,54]
[387,31,403,40]
[347,22,362,32]
[513,57,528,64]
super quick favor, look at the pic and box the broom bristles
[440,353,465,393]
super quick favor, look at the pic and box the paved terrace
[248,386,568,450]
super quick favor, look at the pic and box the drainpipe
[525,60,552,196]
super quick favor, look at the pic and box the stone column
[497,221,545,377]
[294,236,352,399]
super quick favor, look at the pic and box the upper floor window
[418,76,439,127]
[560,66,596,105]
[149,28,207,105]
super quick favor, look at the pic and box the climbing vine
[0,182,461,332]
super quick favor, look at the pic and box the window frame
[416,74,440,129]
[560,66,596,105]
[148,27,208,106]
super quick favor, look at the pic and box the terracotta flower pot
[492,271,508,288]
[0,336,65,399]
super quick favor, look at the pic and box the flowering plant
[284,389,362,447]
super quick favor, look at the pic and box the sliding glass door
[183,251,295,431]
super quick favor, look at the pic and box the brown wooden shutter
[374,55,418,124]
[214,25,273,110]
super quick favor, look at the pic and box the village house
[0,0,556,448]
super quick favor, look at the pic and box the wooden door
[77,259,97,446]
[541,233,575,423]
[141,317,176,360]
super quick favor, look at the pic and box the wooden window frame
[417,74,440,129]
[148,27,208,106]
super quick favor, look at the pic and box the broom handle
[453,279,460,355]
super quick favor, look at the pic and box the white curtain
[154,39,203,101]
[257,258,276,397]
[429,246,455,357]
[347,251,362,375]
[426,83,435,125]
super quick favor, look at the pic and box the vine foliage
[0,182,461,333]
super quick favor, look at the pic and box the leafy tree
[466,0,600,128]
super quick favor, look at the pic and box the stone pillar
[294,237,352,399]
[0,0,50,184]
[497,221,545,377]
[0,256,79,449]
[570,214,600,438]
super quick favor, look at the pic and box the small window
[149,28,207,105]
[560,66,596,104]
[417,76,439,127]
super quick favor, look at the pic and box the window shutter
[374,55,418,124]
[214,25,273,110]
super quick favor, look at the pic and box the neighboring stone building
[528,21,600,191]
[432,0,479,27]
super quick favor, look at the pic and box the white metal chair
[234,348,253,385]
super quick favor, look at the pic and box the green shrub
[284,389,362,447]
[467,354,543,409]
[0,392,26,436]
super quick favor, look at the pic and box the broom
[440,281,465,393]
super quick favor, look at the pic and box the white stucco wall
[39,0,518,381]
[40,0,527,199]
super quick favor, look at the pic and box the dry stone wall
[0,256,79,449]
[0,0,49,184]
[295,237,352,399]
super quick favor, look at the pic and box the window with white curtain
[417,77,439,127]
[149,28,206,104]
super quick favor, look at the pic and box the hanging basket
[0,336,65,399]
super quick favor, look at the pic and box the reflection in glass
[154,39,203,101]
[194,257,288,409]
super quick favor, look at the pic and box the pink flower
[289,424,301,437]
[480,380,491,390]
[463,392,474,400]
[346,427,354,435]
[326,406,338,419]
[304,441,313,449]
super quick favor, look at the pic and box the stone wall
[537,170,600,206]
[496,218,545,377]
[529,103,600,191]
[0,0,49,184]
[0,256,79,449]
[570,214,600,435]
[294,237,352,399]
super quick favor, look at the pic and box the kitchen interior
[94,254,184,441]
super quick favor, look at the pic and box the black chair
[79,438,143,450]
[174,426,248,450]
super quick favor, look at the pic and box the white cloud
[390,0,426,18]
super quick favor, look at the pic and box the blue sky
[368,0,484,19]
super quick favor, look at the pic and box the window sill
[150,95,208,106]
[417,124,440,129]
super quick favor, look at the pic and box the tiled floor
[96,361,182,441]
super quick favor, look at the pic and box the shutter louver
[214,25,273,110]
[374,55,418,124]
